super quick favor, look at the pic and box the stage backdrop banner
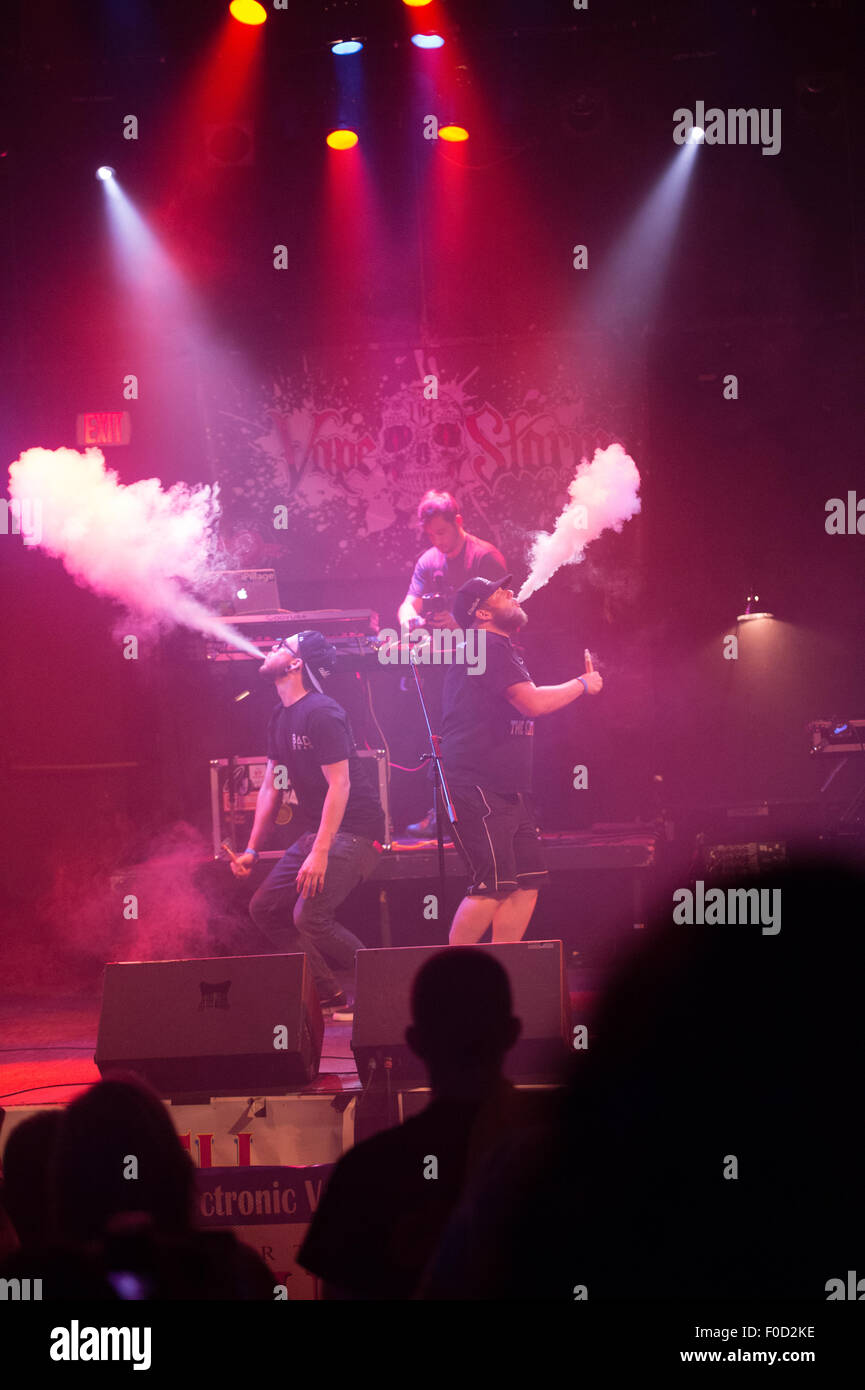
[193,1164,333,1301]
[205,334,641,583]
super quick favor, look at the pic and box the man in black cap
[229,630,384,1009]
[440,577,603,944]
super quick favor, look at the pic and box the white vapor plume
[517,443,641,602]
[7,446,262,655]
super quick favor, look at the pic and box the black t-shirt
[439,632,535,793]
[266,692,384,841]
[408,533,507,611]
[297,1082,556,1299]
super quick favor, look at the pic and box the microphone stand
[408,642,458,927]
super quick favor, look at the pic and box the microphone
[408,639,430,665]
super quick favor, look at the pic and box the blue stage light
[411,33,445,49]
[332,39,363,55]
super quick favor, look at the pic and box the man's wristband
[577,676,589,695]
[244,847,260,861]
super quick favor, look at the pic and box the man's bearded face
[478,588,527,632]
[258,637,300,680]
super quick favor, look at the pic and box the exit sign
[76,411,132,446]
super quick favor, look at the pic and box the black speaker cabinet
[352,940,572,1086]
[95,954,323,1101]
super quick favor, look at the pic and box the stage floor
[0,969,601,1114]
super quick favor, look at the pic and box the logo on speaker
[199,980,231,1010]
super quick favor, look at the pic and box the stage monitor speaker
[95,954,323,1102]
[352,940,572,1087]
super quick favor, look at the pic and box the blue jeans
[249,831,380,998]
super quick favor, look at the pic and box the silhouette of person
[1,1073,275,1299]
[418,856,865,1299]
[0,1110,62,1256]
[297,948,559,1298]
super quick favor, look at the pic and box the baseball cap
[289,629,338,692]
[452,574,513,629]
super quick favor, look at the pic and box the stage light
[411,33,445,49]
[689,126,704,144]
[438,124,469,142]
[737,592,774,622]
[403,1,434,7]
[96,166,116,181]
[332,39,363,56]
[326,128,359,150]
[100,174,189,314]
[229,0,266,25]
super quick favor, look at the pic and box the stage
[1,828,634,1297]
[2,0,860,1328]
[0,953,600,1301]
[0,822,653,1103]
[306,825,655,943]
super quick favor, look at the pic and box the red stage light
[229,0,266,25]
[326,129,359,150]
[438,124,469,142]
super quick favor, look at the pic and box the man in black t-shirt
[397,490,507,633]
[229,630,384,1010]
[397,490,508,836]
[440,576,603,945]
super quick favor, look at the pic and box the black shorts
[449,784,549,897]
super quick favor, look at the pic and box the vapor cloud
[518,443,641,601]
[7,446,261,654]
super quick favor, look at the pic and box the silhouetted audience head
[56,1072,194,1244]
[419,853,865,1299]
[0,1073,276,1298]
[1,1110,62,1251]
[407,949,521,1086]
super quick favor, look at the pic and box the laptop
[207,569,283,615]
